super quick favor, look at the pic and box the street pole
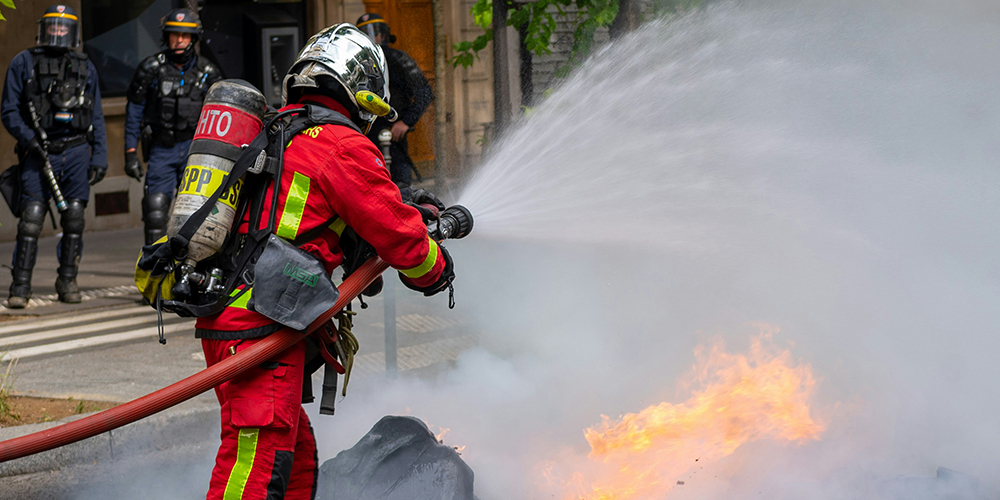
[492,0,511,138]
[384,278,397,377]
[432,0,450,191]
[378,128,399,377]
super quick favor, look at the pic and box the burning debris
[540,331,825,499]
[315,415,475,500]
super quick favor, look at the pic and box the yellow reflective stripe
[328,218,346,237]
[164,21,199,27]
[276,172,310,239]
[43,13,79,20]
[399,237,438,279]
[223,427,259,500]
[356,18,388,28]
[227,287,252,310]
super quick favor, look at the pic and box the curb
[0,402,219,478]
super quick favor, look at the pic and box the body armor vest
[26,48,94,136]
[146,53,213,143]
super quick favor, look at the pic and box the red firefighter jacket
[195,96,446,338]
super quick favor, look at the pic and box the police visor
[38,16,79,49]
[356,19,389,42]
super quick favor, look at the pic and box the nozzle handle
[435,205,473,241]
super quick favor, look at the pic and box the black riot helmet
[160,8,202,63]
[37,5,80,50]
[355,13,396,46]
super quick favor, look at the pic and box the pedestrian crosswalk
[0,285,138,312]
[0,302,475,370]
[0,305,194,361]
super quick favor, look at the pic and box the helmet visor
[38,17,79,49]
[357,21,388,43]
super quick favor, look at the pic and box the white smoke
[314,1,1000,498]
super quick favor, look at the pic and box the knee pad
[18,201,47,238]
[60,199,87,235]
[142,192,172,227]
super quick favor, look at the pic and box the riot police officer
[356,13,433,189]
[123,8,223,245]
[0,5,108,308]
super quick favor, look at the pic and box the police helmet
[160,9,202,62]
[37,5,80,50]
[356,13,396,45]
[161,8,202,42]
[282,24,390,130]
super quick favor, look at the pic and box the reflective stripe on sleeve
[399,237,439,279]
[276,172,310,239]
[328,218,346,237]
[223,427,259,500]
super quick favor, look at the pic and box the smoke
[315,1,1000,498]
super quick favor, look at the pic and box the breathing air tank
[167,80,266,300]
[167,80,266,265]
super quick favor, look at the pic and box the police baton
[25,101,69,212]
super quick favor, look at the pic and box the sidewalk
[0,227,146,316]
[0,226,478,489]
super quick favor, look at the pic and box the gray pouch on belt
[249,234,340,331]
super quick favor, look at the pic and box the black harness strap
[161,105,361,317]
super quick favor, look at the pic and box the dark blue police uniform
[124,31,222,245]
[1,33,108,306]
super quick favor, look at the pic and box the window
[82,0,169,97]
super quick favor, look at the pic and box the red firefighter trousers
[203,337,317,500]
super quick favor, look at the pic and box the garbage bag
[315,415,475,500]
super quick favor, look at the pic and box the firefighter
[123,8,223,245]
[0,4,108,307]
[356,13,433,189]
[196,24,454,499]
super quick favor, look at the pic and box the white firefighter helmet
[281,23,390,128]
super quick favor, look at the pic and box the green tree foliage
[452,0,619,72]
[0,0,16,22]
[451,0,705,76]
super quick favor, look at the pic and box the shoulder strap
[169,105,360,263]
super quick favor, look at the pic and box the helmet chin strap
[167,43,196,64]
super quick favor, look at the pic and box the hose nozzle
[434,204,474,241]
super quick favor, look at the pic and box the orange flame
[436,426,450,443]
[544,329,825,499]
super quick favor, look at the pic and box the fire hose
[0,204,473,463]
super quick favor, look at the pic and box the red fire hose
[0,256,390,463]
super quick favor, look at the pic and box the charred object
[315,416,475,500]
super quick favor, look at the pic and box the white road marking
[8,321,195,361]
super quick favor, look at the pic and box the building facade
[0,0,497,241]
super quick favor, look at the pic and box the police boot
[8,201,46,308]
[55,199,86,304]
[142,192,171,246]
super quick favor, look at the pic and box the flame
[544,329,825,499]
[436,426,450,443]
[424,420,466,455]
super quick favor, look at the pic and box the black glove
[26,136,45,157]
[403,188,446,224]
[124,150,143,181]
[89,164,107,185]
[400,243,455,297]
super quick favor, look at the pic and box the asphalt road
[0,227,479,499]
